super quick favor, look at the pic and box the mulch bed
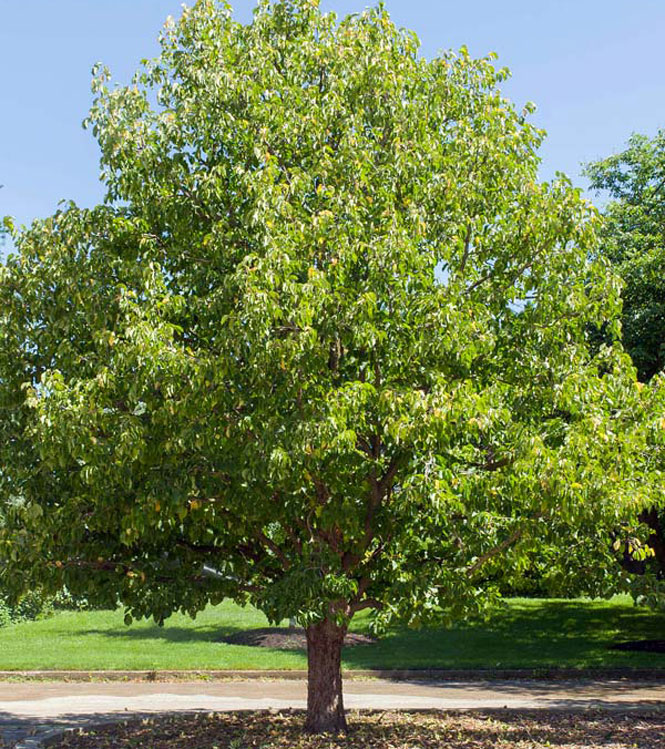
[219,627,375,650]
[47,710,665,748]
[611,640,665,654]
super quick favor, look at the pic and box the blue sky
[2,0,665,235]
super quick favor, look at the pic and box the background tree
[586,133,665,602]
[0,0,658,733]
[585,132,665,382]
[0,186,7,249]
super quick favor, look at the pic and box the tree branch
[256,529,291,569]
[350,597,384,613]
[460,224,472,272]
[465,515,542,576]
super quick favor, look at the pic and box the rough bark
[305,617,348,733]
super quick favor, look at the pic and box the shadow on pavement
[0,710,161,747]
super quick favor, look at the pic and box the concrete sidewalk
[1,679,664,747]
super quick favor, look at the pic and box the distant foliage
[586,133,665,606]
[0,590,54,628]
[585,132,665,382]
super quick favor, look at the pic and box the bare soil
[219,627,376,650]
[46,710,665,748]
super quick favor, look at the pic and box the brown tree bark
[304,617,348,733]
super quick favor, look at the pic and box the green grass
[0,596,663,671]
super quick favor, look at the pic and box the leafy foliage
[0,0,659,647]
[585,132,665,383]
[0,589,54,628]
[586,133,665,604]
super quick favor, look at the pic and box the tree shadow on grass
[74,600,665,670]
[78,623,246,645]
[79,624,373,651]
[342,600,665,670]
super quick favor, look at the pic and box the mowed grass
[0,596,664,671]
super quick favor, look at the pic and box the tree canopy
[0,0,660,732]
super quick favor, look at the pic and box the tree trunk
[305,617,348,733]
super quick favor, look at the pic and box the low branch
[256,530,291,569]
[281,522,303,554]
[466,457,511,472]
[465,238,543,296]
[466,515,542,576]
[350,597,384,614]
[176,540,224,555]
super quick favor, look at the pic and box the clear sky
[2,0,665,236]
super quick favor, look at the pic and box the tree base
[305,618,348,733]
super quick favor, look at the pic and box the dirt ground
[46,710,665,748]
[219,627,375,650]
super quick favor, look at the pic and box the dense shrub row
[0,590,51,627]
[0,589,99,627]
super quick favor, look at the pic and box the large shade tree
[0,0,658,732]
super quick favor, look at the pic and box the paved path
[1,679,664,747]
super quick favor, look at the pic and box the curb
[2,667,665,682]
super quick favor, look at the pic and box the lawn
[0,596,664,671]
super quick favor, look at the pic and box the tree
[0,0,656,733]
[0,186,7,248]
[586,133,665,600]
[585,131,665,383]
